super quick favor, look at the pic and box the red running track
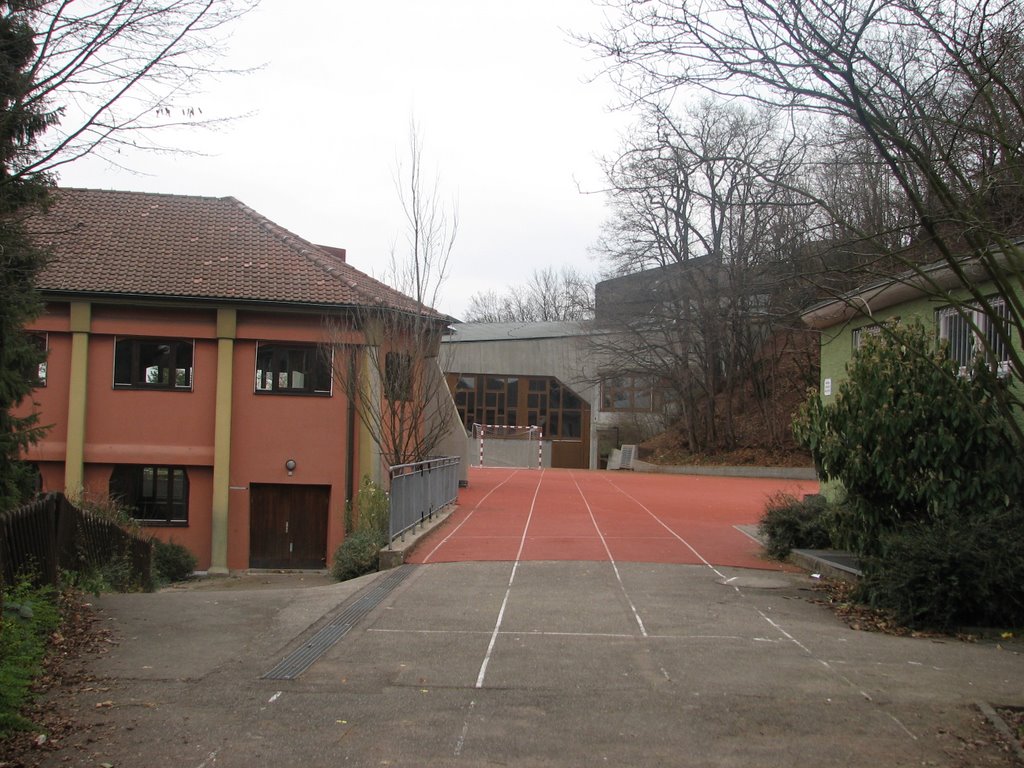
[408,467,819,571]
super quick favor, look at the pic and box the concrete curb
[629,459,817,480]
[977,701,1024,763]
[790,549,862,581]
[378,504,457,569]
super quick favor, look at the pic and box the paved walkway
[34,568,1024,767]
[25,469,1024,767]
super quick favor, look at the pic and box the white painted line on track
[571,471,648,637]
[420,469,522,563]
[599,475,731,581]
[474,470,545,689]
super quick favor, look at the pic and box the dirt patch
[995,707,1024,753]
[164,570,333,592]
[639,441,813,468]
[0,591,115,768]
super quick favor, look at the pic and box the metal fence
[0,492,153,590]
[388,456,460,546]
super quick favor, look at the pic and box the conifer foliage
[0,3,53,510]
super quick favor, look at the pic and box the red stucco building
[15,188,447,572]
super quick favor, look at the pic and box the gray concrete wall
[444,328,669,470]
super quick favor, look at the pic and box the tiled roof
[29,188,433,314]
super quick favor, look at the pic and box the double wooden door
[249,484,329,569]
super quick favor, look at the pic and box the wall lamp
[285,459,296,476]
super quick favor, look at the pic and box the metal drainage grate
[263,565,417,680]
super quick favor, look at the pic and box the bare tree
[592,100,812,451]
[8,0,256,182]
[326,124,458,471]
[588,0,1024,397]
[2,1,254,509]
[463,265,595,323]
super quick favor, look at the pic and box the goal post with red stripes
[471,423,543,469]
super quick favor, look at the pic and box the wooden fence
[0,492,153,591]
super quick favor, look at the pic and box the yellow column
[358,336,384,486]
[64,302,91,497]
[209,308,236,575]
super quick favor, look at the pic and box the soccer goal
[471,423,543,469]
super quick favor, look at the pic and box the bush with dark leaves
[759,492,833,559]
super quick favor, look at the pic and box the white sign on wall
[823,378,832,396]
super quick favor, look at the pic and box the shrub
[794,320,1024,628]
[759,493,834,559]
[351,476,389,537]
[330,529,384,582]
[858,506,1024,630]
[794,321,1024,556]
[330,476,389,582]
[70,490,141,534]
[153,539,197,584]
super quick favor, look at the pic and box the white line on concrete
[369,626,750,642]
[453,699,476,756]
[474,471,544,689]
[571,472,648,637]
[600,476,883,708]
[887,713,918,740]
[420,469,523,563]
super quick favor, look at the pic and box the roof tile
[30,188,433,315]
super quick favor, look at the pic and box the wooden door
[249,484,330,569]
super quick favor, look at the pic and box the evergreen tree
[0,4,56,510]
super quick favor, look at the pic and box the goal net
[471,423,543,469]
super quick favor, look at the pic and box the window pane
[114,339,133,385]
[115,338,192,389]
[256,343,330,395]
[23,333,47,387]
[111,465,188,524]
[385,352,412,401]
[634,387,653,410]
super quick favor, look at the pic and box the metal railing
[388,456,460,546]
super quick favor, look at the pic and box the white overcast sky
[56,0,632,319]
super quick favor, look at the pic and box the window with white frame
[936,298,1011,377]
[851,324,882,352]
